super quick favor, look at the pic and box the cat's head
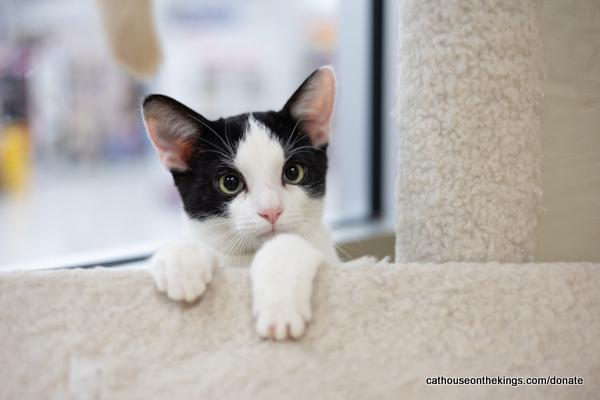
[142,66,336,253]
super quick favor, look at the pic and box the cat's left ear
[283,66,336,147]
[142,94,204,171]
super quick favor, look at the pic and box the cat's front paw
[250,234,321,341]
[253,292,311,341]
[149,243,216,302]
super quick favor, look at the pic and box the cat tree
[1,1,598,399]
[395,0,544,263]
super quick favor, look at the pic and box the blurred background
[0,0,398,268]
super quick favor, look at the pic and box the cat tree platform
[1,262,598,399]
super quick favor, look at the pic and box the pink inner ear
[290,67,336,146]
[145,118,192,171]
[301,116,329,147]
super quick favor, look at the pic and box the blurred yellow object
[0,122,31,194]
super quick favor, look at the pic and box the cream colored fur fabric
[395,0,544,262]
[1,262,598,399]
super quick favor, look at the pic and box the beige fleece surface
[395,0,544,262]
[1,262,598,399]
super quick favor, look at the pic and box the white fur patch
[251,234,322,340]
[234,116,285,193]
[148,241,215,302]
[223,116,322,250]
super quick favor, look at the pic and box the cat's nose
[258,207,283,225]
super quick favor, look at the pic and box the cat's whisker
[231,233,252,256]
[221,231,247,256]
[220,238,235,256]
[193,136,235,162]
[219,119,237,161]
[334,243,353,259]
[209,225,240,241]
[237,234,253,254]
[203,228,234,242]
[284,133,312,160]
[201,145,231,159]
[187,113,237,161]
[219,235,237,255]
[223,121,237,160]
[283,118,302,154]
[195,225,232,236]
[187,113,227,143]
[286,145,326,160]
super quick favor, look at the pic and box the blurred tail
[96,0,162,79]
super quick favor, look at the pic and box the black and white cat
[142,66,338,340]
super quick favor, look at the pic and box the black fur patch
[143,96,328,221]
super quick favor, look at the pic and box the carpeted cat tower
[395,0,544,263]
[1,1,598,399]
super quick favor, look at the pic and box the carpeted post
[395,0,544,262]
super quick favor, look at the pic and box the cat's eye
[283,164,306,185]
[217,174,243,195]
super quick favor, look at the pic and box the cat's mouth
[256,226,287,240]
[257,231,276,240]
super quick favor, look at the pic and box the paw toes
[201,266,212,282]
[255,310,307,341]
[289,317,306,339]
[183,277,205,303]
[183,286,198,303]
[285,324,293,339]
[148,243,216,302]
[167,287,185,301]
[268,324,277,340]
[275,323,288,341]
[164,267,182,299]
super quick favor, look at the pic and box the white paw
[253,292,311,341]
[149,243,215,302]
[250,234,322,341]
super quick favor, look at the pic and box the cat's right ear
[283,66,336,147]
[142,94,203,171]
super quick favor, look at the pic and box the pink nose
[258,207,283,225]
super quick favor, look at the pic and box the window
[0,0,394,268]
